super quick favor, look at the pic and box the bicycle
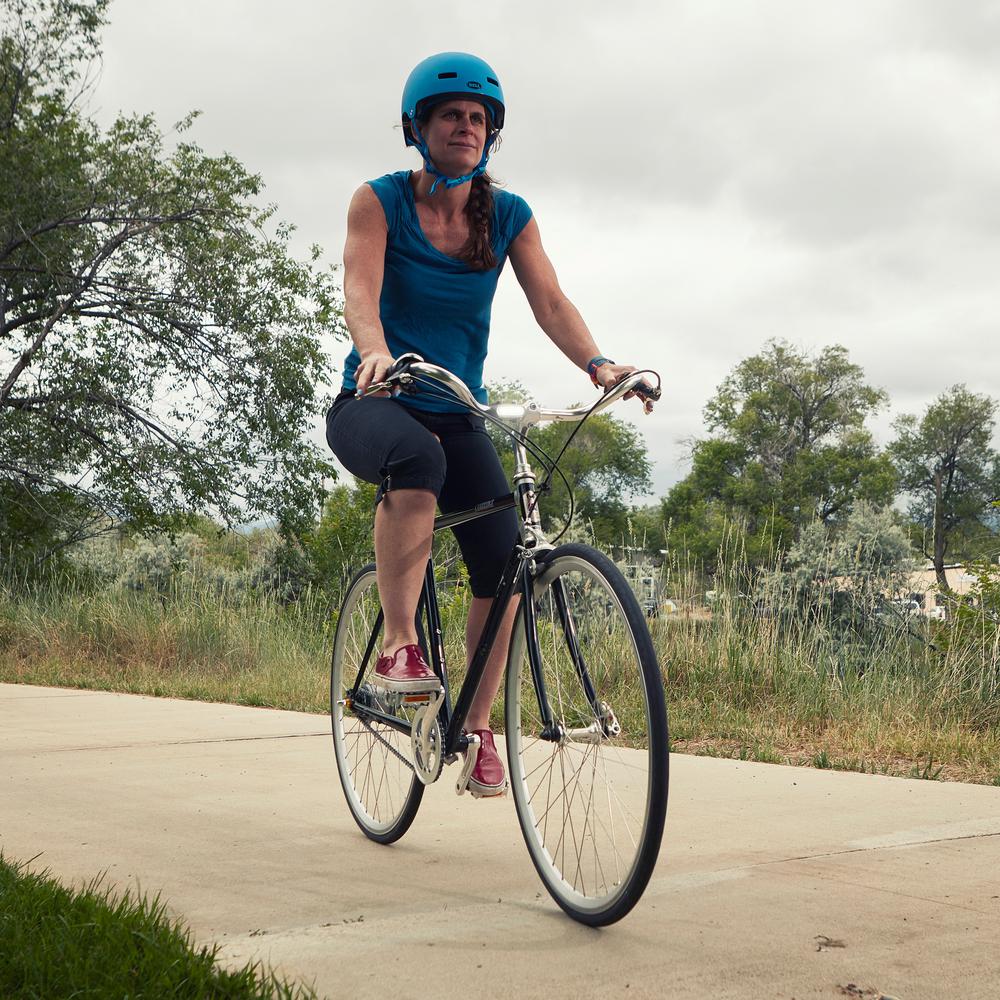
[329,355,669,926]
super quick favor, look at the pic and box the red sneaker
[374,644,439,693]
[466,729,507,798]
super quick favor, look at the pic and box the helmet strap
[410,118,491,196]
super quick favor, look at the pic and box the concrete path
[2,682,999,1000]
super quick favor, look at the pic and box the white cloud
[92,0,1000,500]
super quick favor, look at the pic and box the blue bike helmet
[401,52,505,193]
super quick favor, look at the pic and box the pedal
[455,732,481,796]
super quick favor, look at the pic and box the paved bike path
[3,682,999,1000]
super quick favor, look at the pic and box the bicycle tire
[504,543,669,925]
[330,564,423,844]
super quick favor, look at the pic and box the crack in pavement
[769,865,998,915]
[755,828,1000,867]
[26,732,330,754]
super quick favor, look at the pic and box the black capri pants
[326,391,519,599]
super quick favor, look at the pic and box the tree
[305,481,378,591]
[485,381,652,545]
[0,1,344,569]
[662,340,896,564]
[890,385,1000,590]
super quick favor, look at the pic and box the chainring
[410,705,444,785]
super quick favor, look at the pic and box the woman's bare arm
[343,185,393,393]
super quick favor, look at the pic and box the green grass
[0,854,315,999]
[1,566,998,784]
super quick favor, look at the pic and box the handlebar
[365,354,661,431]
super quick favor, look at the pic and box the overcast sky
[91,0,1000,502]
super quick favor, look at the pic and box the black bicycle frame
[347,485,597,757]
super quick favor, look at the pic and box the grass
[0,853,315,999]
[0,582,333,709]
[649,602,1000,783]
[1,560,998,785]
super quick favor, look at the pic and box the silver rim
[332,570,419,835]
[507,555,654,914]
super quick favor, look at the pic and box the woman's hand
[595,363,656,414]
[355,351,396,396]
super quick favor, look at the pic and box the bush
[940,561,1000,673]
[758,503,916,635]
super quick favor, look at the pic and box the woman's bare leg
[464,595,521,731]
[374,488,437,654]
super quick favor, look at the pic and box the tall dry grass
[0,575,334,710]
[2,543,998,783]
[651,540,1000,781]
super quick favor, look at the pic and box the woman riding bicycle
[326,51,653,798]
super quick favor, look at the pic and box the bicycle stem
[512,437,547,548]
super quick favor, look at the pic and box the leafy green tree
[890,385,1000,590]
[305,481,378,590]
[924,515,1000,568]
[485,381,652,545]
[662,340,896,565]
[0,0,344,569]
[532,415,652,543]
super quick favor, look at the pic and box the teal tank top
[341,171,533,413]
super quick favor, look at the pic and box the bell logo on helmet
[466,80,482,90]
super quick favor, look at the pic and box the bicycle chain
[355,713,414,770]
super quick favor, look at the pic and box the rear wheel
[330,564,423,844]
[505,543,669,925]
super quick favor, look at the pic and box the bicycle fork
[530,573,620,744]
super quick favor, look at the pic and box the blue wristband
[587,356,614,385]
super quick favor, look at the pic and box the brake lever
[361,352,425,398]
[362,374,418,398]
[609,371,661,404]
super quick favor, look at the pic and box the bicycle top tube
[365,355,660,434]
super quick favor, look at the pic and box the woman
[326,52,652,798]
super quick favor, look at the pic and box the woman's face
[420,99,489,176]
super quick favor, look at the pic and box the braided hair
[413,106,499,271]
[459,173,496,271]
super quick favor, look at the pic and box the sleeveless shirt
[341,170,533,413]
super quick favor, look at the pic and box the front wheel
[330,564,423,844]
[504,543,669,925]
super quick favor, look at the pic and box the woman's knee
[327,398,447,496]
[382,433,446,496]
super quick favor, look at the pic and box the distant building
[905,565,978,618]
[617,548,676,616]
